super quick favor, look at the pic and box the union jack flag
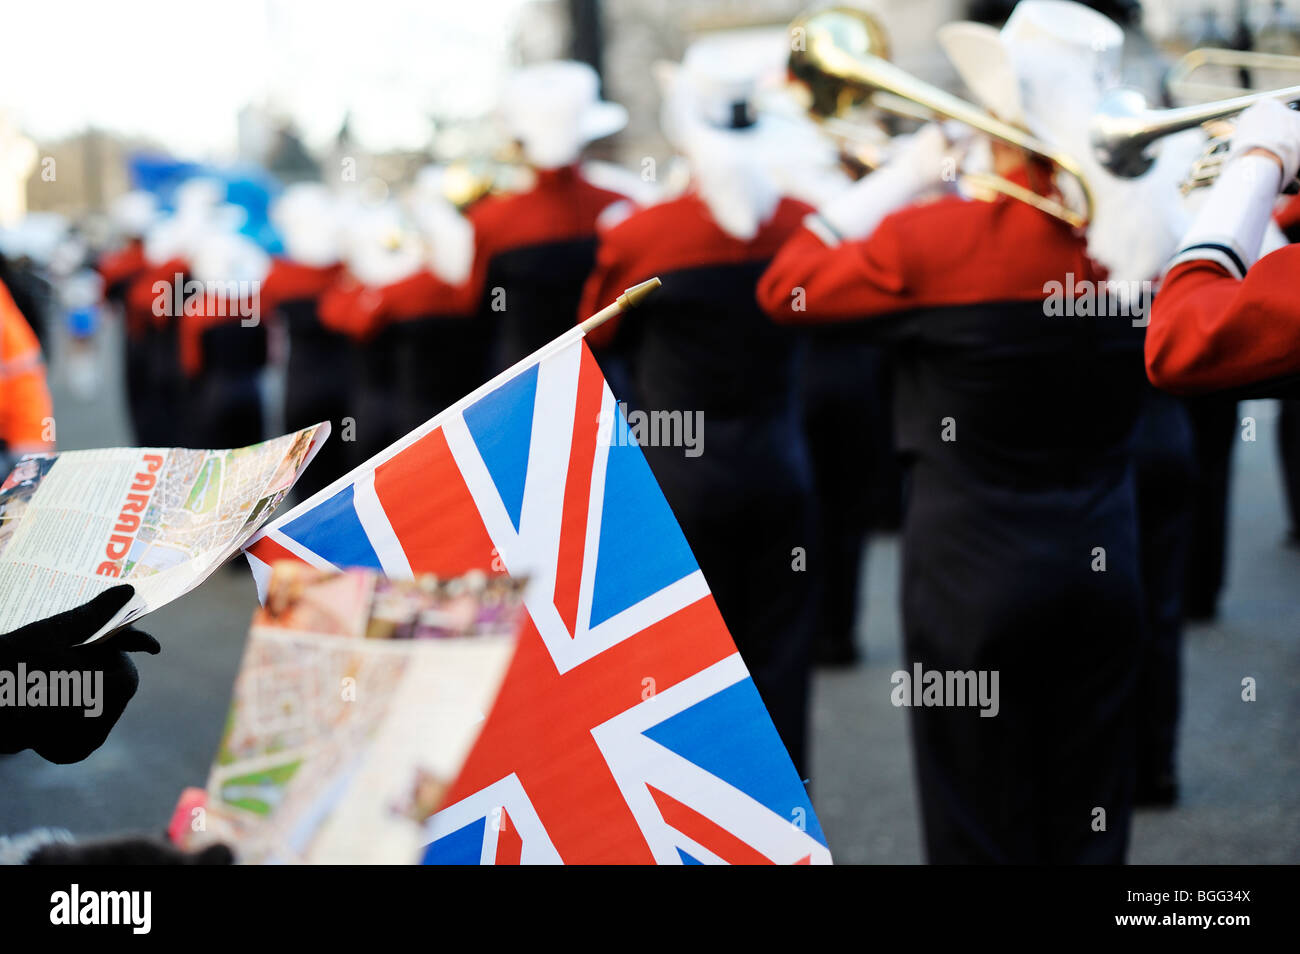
[244,329,830,865]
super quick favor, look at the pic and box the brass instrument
[1089,79,1300,193]
[787,5,1094,227]
[440,144,532,210]
[1167,47,1300,104]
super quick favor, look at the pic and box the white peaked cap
[173,177,226,218]
[343,202,423,287]
[944,0,1194,286]
[109,191,159,238]
[189,231,271,286]
[501,60,627,169]
[938,0,1123,134]
[0,212,67,264]
[272,183,343,267]
[659,30,829,240]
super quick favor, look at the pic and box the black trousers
[189,373,264,450]
[799,340,898,660]
[1182,397,1237,618]
[643,418,817,779]
[902,465,1144,864]
[1277,400,1300,537]
[1133,391,1195,788]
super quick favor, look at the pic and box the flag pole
[579,277,662,334]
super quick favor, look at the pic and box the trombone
[788,5,1094,228]
[1167,47,1300,104]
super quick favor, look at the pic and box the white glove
[814,123,962,242]
[1227,98,1300,186]
[1168,153,1283,278]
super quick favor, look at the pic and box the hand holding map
[0,423,329,643]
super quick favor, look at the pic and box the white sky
[0,0,529,158]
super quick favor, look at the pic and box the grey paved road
[2,324,1296,863]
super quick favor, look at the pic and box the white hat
[941,1,1195,286]
[342,202,423,287]
[109,191,159,239]
[659,31,836,239]
[190,231,270,286]
[272,183,343,267]
[0,212,67,264]
[939,1,1123,137]
[501,61,627,169]
[144,177,246,266]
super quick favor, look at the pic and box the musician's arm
[1148,247,1300,394]
[1147,101,1300,395]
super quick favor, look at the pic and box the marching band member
[758,0,1179,862]
[387,168,490,433]
[178,229,270,450]
[98,192,157,445]
[466,61,632,371]
[317,175,486,445]
[1146,98,1300,395]
[318,202,425,466]
[126,180,231,448]
[578,35,819,775]
[264,185,349,499]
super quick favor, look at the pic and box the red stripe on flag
[372,427,502,577]
[443,597,734,863]
[553,343,606,636]
[494,808,522,865]
[646,784,775,866]
[246,536,308,569]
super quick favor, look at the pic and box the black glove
[0,585,160,764]
[27,833,233,865]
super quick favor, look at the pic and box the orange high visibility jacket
[0,278,54,455]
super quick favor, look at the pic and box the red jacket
[467,164,629,303]
[317,268,473,342]
[581,192,813,347]
[261,259,343,309]
[757,176,1147,492]
[757,176,1100,323]
[1146,247,1300,395]
[97,239,147,299]
[1146,193,1300,396]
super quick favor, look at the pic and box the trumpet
[1090,80,1300,192]
[788,5,1094,227]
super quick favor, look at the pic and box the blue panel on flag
[643,678,827,848]
[677,848,704,865]
[589,410,699,627]
[463,362,539,533]
[422,816,487,865]
[278,484,382,570]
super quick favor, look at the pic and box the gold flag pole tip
[579,277,661,334]
[618,277,662,309]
